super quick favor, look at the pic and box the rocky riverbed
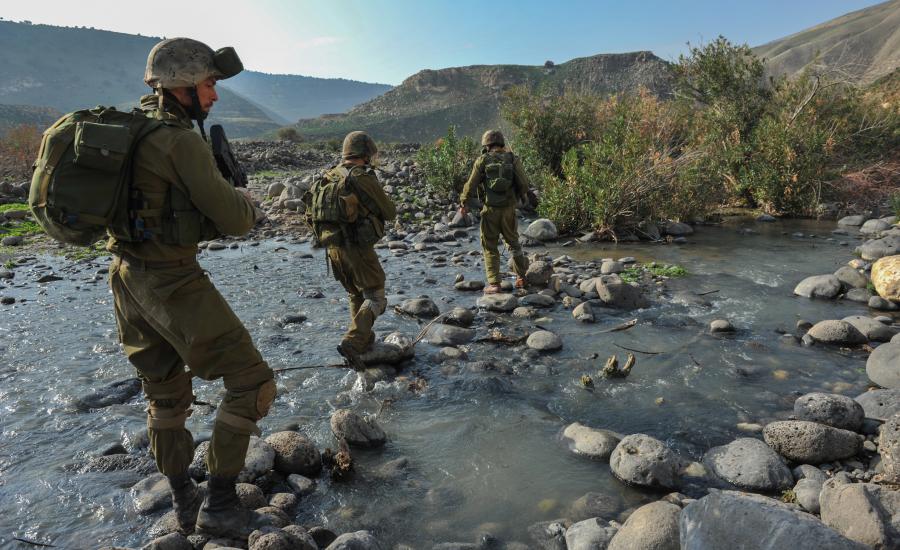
[1,144,900,550]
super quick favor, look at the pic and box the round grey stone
[525,260,554,286]
[237,437,276,483]
[709,319,735,333]
[794,393,865,432]
[842,315,897,342]
[520,293,556,308]
[763,420,862,463]
[793,477,824,514]
[702,438,793,491]
[526,330,562,352]
[608,501,680,550]
[793,275,841,299]
[523,219,558,241]
[264,431,322,476]
[867,342,900,388]
[427,324,475,346]
[561,422,622,460]
[330,410,386,448]
[609,434,682,490]
[476,294,518,312]
[398,297,439,318]
[855,388,900,421]
[807,320,867,345]
[834,266,868,289]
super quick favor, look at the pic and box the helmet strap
[188,86,208,141]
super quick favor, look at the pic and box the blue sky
[1,0,886,84]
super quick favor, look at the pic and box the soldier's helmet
[481,130,505,148]
[144,38,243,89]
[342,131,378,160]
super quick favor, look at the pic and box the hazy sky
[1,0,886,84]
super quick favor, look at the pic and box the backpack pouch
[73,121,130,172]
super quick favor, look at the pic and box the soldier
[459,130,530,293]
[108,38,275,539]
[320,131,397,368]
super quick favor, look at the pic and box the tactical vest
[304,166,381,247]
[482,151,516,207]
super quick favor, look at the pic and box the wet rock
[523,219,558,241]
[793,275,841,299]
[709,319,735,333]
[268,493,297,512]
[794,393,865,432]
[444,307,475,328]
[858,235,900,261]
[237,437,276,483]
[572,302,594,322]
[608,501,680,550]
[142,532,192,550]
[147,510,181,539]
[763,421,862,463]
[564,518,617,550]
[308,527,338,548]
[206,241,227,251]
[861,219,892,235]
[838,215,867,227]
[512,306,536,318]
[330,409,386,448]
[702,438,793,492]
[278,313,307,326]
[601,261,625,275]
[521,293,556,308]
[427,324,475,346]
[525,260,554,286]
[455,280,485,291]
[189,441,210,480]
[807,320,867,345]
[398,297,439,318]
[794,477,824,513]
[325,530,385,550]
[449,211,473,227]
[867,342,900,389]
[286,474,316,496]
[756,214,776,222]
[820,478,900,548]
[248,529,293,550]
[527,330,562,352]
[80,453,156,475]
[844,288,873,303]
[680,490,866,550]
[665,222,693,236]
[527,519,568,550]
[609,434,682,490]
[264,431,321,477]
[357,341,413,365]
[842,315,897,342]
[266,181,286,198]
[476,294,518,312]
[872,255,900,301]
[569,491,622,521]
[879,414,900,483]
[255,506,291,528]
[595,281,649,310]
[236,483,267,509]
[282,525,317,550]
[856,388,900,421]
[834,266,868,289]
[1,235,23,246]
[870,295,899,311]
[132,473,171,515]
[561,423,621,460]
[71,378,142,411]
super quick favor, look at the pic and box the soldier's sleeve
[460,156,484,204]
[513,156,531,200]
[169,130,256,236]
[355,169,397,221]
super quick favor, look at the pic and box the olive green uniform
[460,152,530,284]
[108,94,275,478]
[326,162,397,353]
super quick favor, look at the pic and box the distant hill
[294,51,674,142]
[0,104,61,136]
[0,20,390,137]
[754,0,900,84]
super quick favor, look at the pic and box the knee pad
[361,288,387,317]
[143,369,194,431]
[216,367,276,436]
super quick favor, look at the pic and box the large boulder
[264,431,322,476]
[872,255,900,302]
[665,222,693,236]
[521,293,557,308]
[867,342,900,389]
[397,297,439,318]
[330,410,386,448]
[856,388,900,421]
[701,438,793,492]
[609,434,682,490]
[608,501,680,550]
[426,324,475,346]
[860,219,892,235]
[807,320,867,346]
[794,393,865,432]
[561,422,622,460]
[523,219,559,241]
[131,473,171,515]
[680,490,867,550]
[837,215,867,227]
[476,294,518,312]
[238,437,277,483]
[71,378,142,411]
[858,235,900,261]
[793,275,841,299]
[525,260,554,287]
[595,281,650,310]
[820,478,900,549]
[834,266,868,289]
[564,518,618,550]
[842,315,897,342]
[763,421,862,463]
[526,330,562,352]
[879,414,900,484]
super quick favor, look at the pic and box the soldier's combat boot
[167,471,202,535]
[337,340,366,371]
[195,475,273,539]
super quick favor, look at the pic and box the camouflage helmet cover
[481,129,505,147]
[144,38,243,89]
[342,131,378,160]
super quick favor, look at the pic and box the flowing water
[0,216,890,548]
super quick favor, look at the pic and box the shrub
[0,124,42,178]
[415,126,479,197]
[276,127,302,142]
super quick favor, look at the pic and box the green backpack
[483,151,515,206]
[29,106,165,246]
[304,166,359,246]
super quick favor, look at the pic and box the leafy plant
[415,126,479,198]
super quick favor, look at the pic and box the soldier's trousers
[327,244,387,353]
[480,205,529,284]
[109,256,275,478]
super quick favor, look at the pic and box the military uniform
[108,93,275,479]
[325,160,396,354]
[460,133,530,286]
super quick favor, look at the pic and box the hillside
[0,21,390,137]
[294,51,673,142]
[0,104,61,136]
[754,0,900,84]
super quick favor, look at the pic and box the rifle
[210,124,248,188]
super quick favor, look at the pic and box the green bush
[415,126,479,197]
[891,191,900,218]
[276,127,302,142]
